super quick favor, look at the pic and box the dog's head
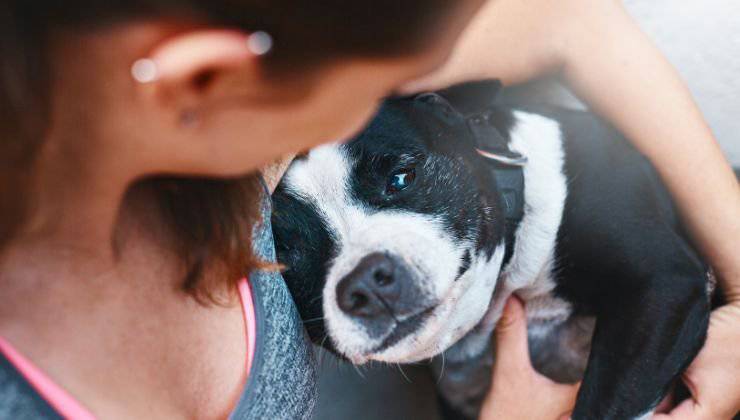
[272,81,513,363]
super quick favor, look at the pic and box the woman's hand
[654,302,740,420]
[482,298,740,420]
[480,297,579,420]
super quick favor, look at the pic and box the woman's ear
[132,29,271,115]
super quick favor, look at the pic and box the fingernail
[504,295,523,313]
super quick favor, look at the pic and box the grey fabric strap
[230,184,317,419]
[0,353,61,420]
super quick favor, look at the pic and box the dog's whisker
[396,363,411,383]
[352,363,366,380]
[437,353,446,384]
[302,316,325,324]
[317,335,330,367]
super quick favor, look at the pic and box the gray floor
[313,3,739,419]
[313,348,441,420]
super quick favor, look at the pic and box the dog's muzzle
[335,252,434,346]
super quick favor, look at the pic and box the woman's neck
[21,141,131,256]
[0,138,180,327]
[0,182,247,418]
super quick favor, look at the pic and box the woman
[0,1,737,420]
[0,1,483,418]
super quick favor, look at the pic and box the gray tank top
[231,187,317,419]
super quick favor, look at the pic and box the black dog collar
[466,110,527,266]
[414,80,527,267]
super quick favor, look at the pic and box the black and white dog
[271,80,721,419]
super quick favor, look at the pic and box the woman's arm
[556,1,740,302]
[405,1,740,418]
[406,0,740,297]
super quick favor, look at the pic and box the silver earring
[247,31,273,56]
[131,58,158,84]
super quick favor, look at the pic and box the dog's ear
[408,79,504,123]
[434,79,503,116]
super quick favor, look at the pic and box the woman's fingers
[551,382,581,419]
[652,399,706,420]
[493,296,532,371]
[479,296,580,420]
[652,304,740,420]
[653,389,675,414]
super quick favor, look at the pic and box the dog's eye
[386,168,416,194]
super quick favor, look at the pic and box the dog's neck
[444,109,572,362]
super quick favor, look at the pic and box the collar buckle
[466,111,528,167]
[475,148,528,167]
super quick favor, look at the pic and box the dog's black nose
[336,253,411,318]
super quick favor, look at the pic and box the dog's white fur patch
[324,210,468,362]
[503,111,571,323]
[505,112,568,287]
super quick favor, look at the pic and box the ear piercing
[247,31,273,56]
[131,58,159,84]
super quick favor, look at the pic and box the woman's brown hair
[0,1,457,300]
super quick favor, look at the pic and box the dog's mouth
[369,306,436,354]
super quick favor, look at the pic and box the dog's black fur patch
[272,190,337,345]
[346,96,507,257]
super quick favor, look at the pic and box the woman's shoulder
[231,183,317,419]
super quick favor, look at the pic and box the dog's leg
[435,311,593,419]
[528,315,594,384]
[571,267,710,419]
[553,144,714,419]
[433,334,494,420]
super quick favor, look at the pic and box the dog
[271,80,724,419]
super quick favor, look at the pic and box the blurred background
[313,1,740,418]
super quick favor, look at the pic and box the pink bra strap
[238,277,257,376]
[0,277,257,419]
[0,336,96,420]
